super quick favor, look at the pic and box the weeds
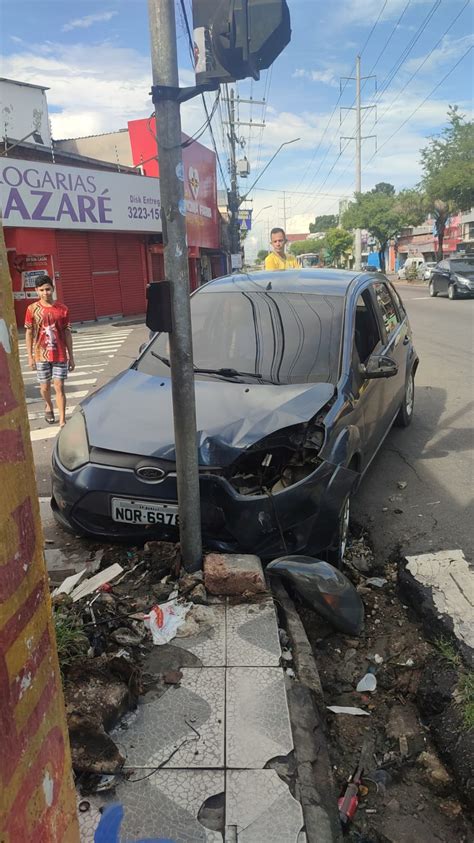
[54,612,88,674]
[458,672,474,732]
[435,637,461,667]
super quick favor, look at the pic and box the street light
[253,204,272,222]
[240,138,300,204]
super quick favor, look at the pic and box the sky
[1,0,473,259]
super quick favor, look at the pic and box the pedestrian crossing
[18,326,133,442]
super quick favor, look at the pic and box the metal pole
[228,88,240,261]
[148,0,202,571]
[354,55,362,271]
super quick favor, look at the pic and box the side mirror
[360,354,398,379]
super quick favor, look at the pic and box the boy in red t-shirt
[25,275,75,427]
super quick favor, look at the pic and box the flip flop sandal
[45,410,56,424]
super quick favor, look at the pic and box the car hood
[81,369,335,466]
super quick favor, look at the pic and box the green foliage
[435,637,461,666]
[324,227,353,265]
[255,249,268,264]
[289,238,322,256]
[309,214,338,233]
[458,672,474,731]
[342,185,425,271]
[420,106,474,259]
[54,611,88,675]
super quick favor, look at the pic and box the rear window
[138,290,344,385]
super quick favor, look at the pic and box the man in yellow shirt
[264,228,299,270]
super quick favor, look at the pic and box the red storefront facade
[1,156,160,326]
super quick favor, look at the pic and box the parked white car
[423,261,437,281]
[397,257,426,280]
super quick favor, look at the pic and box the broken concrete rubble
[203,552,266,596]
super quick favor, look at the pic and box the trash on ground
[356,673,377,693]
[365,577,387,588]
[144,599,191,645]
[267,555,364,635]
[52,568,87,597]
[327,706,370,716]
[397,481,408,490]
[71,563,124,602]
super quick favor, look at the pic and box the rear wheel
[448,283,457,300]
[395,369,415,427]
[429,281,437,297]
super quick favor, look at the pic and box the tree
[255,249,268,264]
[342,187,424,271]
[372,182,395,196]
[288,238,323,256]
[324,227,353,266]
[420,106,474,260]
[309,214,337,233]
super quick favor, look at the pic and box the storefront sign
[128,118,218,250]
[238,209,252,231]
[0,159,162,233]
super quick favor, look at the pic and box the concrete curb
[271,580,343,843]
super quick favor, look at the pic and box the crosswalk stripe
[30,427,60,442]
[28,407,76,421]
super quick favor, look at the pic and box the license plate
[111,497,179,526]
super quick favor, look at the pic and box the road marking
[30,427,59,442]
[410,296,433,300]
[28,407,76,421]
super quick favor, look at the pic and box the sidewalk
[77,582,317,842]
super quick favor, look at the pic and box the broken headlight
[227,423,325,496]
[57,411,90,471]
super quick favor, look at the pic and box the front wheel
[429,281,437,297]
[395,369,415,428]
[448,284,457,300]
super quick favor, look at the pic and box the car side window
[388,283,406,320]
[438,260,449,271]
[354,291,382,364]
[372,281,400,338]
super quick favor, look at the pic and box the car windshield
[451,258,474,273]
[137,289,344,385]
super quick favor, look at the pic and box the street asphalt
[23,284,474,564]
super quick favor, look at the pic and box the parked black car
[429,255,474,299]
[51,270,418,564]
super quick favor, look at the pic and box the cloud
[338,0,430,25]
[62,11,118,32]
[404,34,474,75]
[293,68,338,87]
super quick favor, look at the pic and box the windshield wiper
[151,354,271,382]
[151,351,171,367]
[193,366,264,379]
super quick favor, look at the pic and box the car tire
[448,284,457,300]
[429,281,437,297]
[395,369,415,428]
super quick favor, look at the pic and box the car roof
[200,269,364,297]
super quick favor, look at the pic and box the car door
[344,288,387,470]
[433,259,450,294]
[369,280,406,426]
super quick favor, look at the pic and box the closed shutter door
[116,235,147,316]
[88,232,122,318]
[56,231,96,322]
[151,252,164,282]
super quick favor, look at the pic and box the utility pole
[228,88,240,266]
[340,55,377,271]
[224,88,266,269]
[355,56,362,271]
[148,0,202,571]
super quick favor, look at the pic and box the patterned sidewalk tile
[116,667,225,769]
[78,771,224,842]
[226,770,305,842]
[226,598,281,667]
[226,667,294,768]
[174,604,226,666]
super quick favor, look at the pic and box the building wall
[55,131,133,169]
[0,79,51,148]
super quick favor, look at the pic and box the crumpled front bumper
[51,449,358,559]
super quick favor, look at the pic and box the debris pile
[295,531,473,842]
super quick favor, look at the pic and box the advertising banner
[0,159,162,233]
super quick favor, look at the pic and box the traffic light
[192,0,291,85]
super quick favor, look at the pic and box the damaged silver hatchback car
[51,270,418,564]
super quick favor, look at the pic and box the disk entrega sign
[0,159,162,233]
